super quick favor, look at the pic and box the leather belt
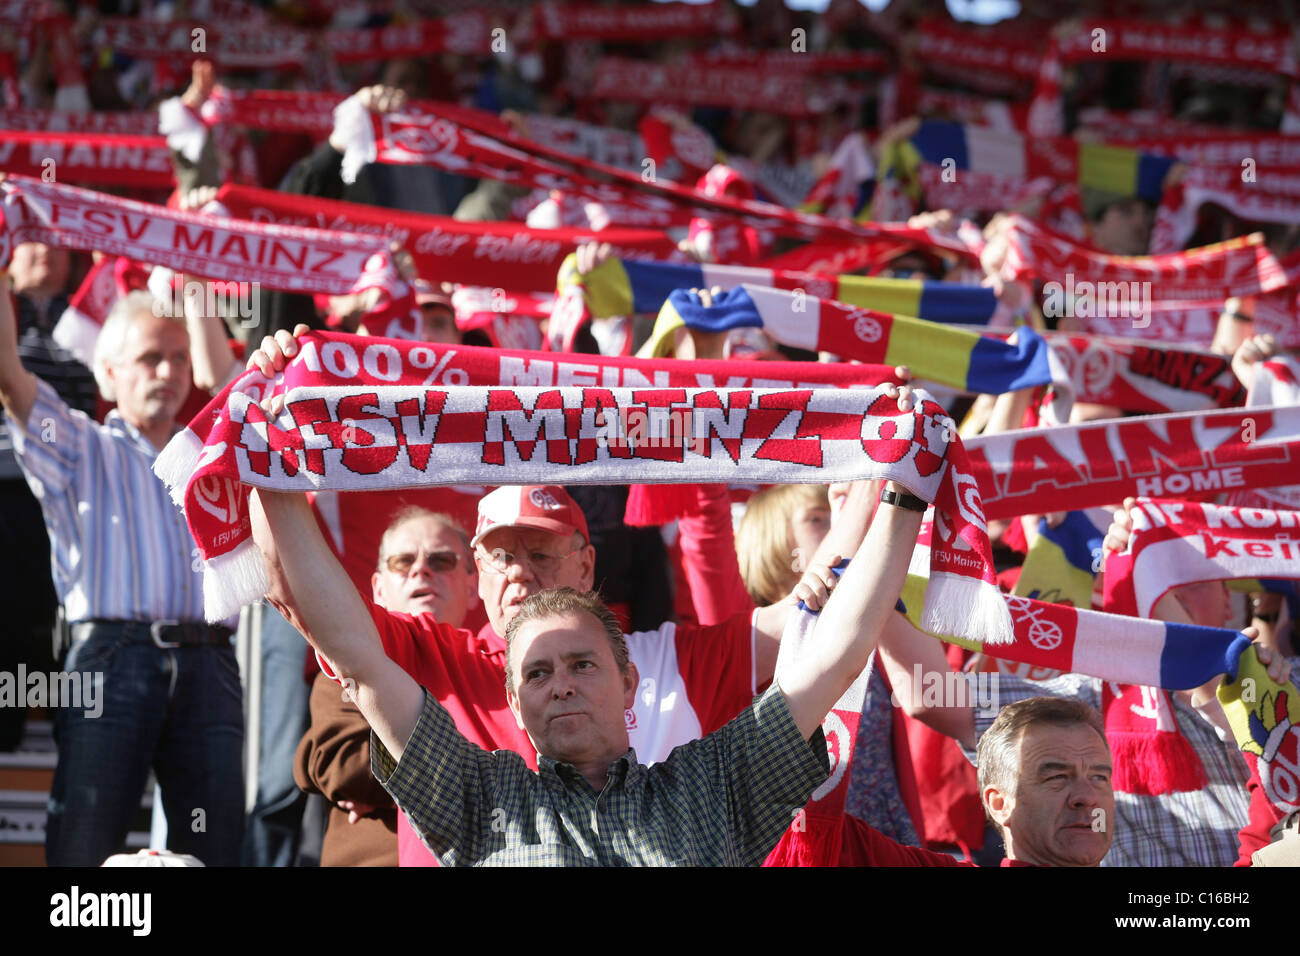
[70,619,234,650]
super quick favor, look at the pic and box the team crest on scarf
[1243,688,1300,815]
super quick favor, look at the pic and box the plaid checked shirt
[964,673,1250,867]
[371,683,829,866]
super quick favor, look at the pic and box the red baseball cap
[472,485,590,549]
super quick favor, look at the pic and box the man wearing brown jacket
[293,507,478,866]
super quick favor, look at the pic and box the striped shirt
[0,293,98,481]
[963,673,1251,867]
[10,379,206,623]
[373,683,829,866]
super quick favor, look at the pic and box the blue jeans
[45,632,245,866]
[241,606,311,866]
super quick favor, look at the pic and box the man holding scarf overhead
[248,428,930,866]
[236,317,949,864]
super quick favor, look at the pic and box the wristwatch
[879,488,927,513]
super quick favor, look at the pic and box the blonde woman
[735,484,833,608]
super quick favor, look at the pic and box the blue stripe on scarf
[664,285,763,333]
[916,281,998,325]
[622,259,705,314]
[965,325,1053,394]
[1162,624,1253,689]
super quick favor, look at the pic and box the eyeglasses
[383,549,462,576]
[475,544,583,576]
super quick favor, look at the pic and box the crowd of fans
[2,0,1300,867]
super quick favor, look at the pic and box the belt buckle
[150,620,183,649]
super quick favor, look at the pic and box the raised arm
[750,368,914,677]
[679,483,753,626]
[185,294,241,394]
[244,322,423,758]
[0,277,39,427]
[252,488,423,761]
[750,477,878,687]
[877,612,976,749]
[779,479,925,739]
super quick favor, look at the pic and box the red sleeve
[354,598,536,768]
[1234,752,1284,866]
[1002,515,1028,555]
[676,484,755,626]
[312,594,471,701]
[674,611,756,735]
[838,815,971,867]
[365,598,465,699]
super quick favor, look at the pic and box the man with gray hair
[0,282,243,866]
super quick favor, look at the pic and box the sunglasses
[474,544,582,576]
[383,550,462,576]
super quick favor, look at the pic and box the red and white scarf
[1101,682,1209,797]
[0,130,174,189]
[1151,166,1300,255]
[637,112,720,186]
[1055,19,1297,75]
[915,16,1042,84]
[530,2,738,41]
[1118,133,1300,168]
[1100,494,1300,798]
[214,183,679,293]
[1002,215,1294,306]
[328,94,977,255]
[524,114,646,173]
[98,16,316,71]
[1042,331,1243,414]
[686,49,888,76]
[153,331,1010,650]
[53,255,151,367]
[1231,356,1300,513]
[966,404,1300,521]
[0,108,160,135]
[322,12,491,63]
[1010,17,1300,135]
[584,57,857,118]
[1104,498,1300,619]
[0,176,386,296]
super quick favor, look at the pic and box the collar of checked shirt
[538,749,644,794]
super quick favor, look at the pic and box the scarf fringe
[1108,729,1208,796]
[157,96,207,163]
[922,571,1014,645]
[763,812,844,867]
[51,306,101,370]
[153,428,204,510]
[335,94,376,185]
[202,541,269,623]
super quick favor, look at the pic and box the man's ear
[622,661,640,711]
[371,571,385,606]
[506,682,525,730]
[578,544,596,591]
[100,358,118,398]
[983,783,1013,830]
